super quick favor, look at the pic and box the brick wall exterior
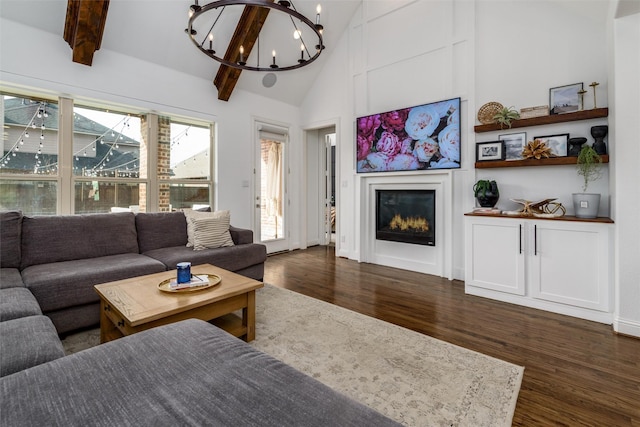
[158,116,171,211]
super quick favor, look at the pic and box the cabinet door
[465,218,525,295]
[529,221,610,311]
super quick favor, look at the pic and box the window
[73,105,145,214]
[1,94,59,215]
[1,89,215,215]
[168,121,212,210]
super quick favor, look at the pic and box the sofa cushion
[20,212,139,269]
[0,315,65,377]
[184,209,230,247]
[0,319,401,426]
[135,211,188,253]
[0,211,22,268]
[143,244,266,274]
[189,213,234,250]
[22,254,167,313]
[0,268,25,289]
[0,288,42,322]
[46,303,101,335]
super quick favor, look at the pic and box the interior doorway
[305,126,336,247]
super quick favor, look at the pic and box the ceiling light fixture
[186,0,325,72]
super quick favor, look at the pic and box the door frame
[253,119,290,254]
[302,120,339,250]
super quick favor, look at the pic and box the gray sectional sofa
[0,209,266,376]
[1,319,400,426]
[0,211,399,426]
[3,210,266,335]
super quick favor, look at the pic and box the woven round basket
[477,102,504,124]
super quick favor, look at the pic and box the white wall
[612,11,640,337]
[301,0,475,279]
[0,18,302,239]
[301,0,638,334]
[475,0,610,215]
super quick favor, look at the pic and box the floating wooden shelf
[475,154,609,169]
[465,212,614,224]
[474,108,609,133]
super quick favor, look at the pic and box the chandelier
[186,0,325,72]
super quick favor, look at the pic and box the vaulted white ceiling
[0,0,361,105]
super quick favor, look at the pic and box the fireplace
[376,190,435,246]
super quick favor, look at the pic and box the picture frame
[476,141,505,162]
[549,83,583,115]
[533,133,569,157]
[499,132,527,161]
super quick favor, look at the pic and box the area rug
[62,284,523,426]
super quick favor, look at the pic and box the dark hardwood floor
[263,245,640,426]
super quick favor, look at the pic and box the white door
[255,124,289,253]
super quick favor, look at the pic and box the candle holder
[577,89,587,110]
[589,82,600,109]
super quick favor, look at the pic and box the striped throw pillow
[189,213,234,250]
[184,210,230,247]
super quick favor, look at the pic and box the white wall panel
[364,0,416,22]
[353,73,367,117]
[350,24,364,73]
[452,41,468,97]
[367,48,449,113]
[366,1,449,71]
[453,0,473,40]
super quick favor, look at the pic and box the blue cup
[176,262,191,284]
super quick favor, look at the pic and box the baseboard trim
[614,317,640,338]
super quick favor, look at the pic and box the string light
[1,101,141,177]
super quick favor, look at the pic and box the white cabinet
[464,215,613,323]
[465,218,525,295]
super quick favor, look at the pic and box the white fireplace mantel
[357,171,453,280]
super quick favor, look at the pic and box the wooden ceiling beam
[214,0,273,101]
[63,0,110,66]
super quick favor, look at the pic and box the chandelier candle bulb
[316,4,321,24]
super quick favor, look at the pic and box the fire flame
[389,214,429,232]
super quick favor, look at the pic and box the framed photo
[533,133,569,157]
[499,132,527,161]
[549,83,583,115]
[476,141,505,162]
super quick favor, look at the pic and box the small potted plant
[473,179,499,208]
[572,144,603,218]
[492,106,520,129]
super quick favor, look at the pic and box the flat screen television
[356,97,461,173]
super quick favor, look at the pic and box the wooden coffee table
[94,264,263,344]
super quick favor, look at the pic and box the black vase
[475,181,500,208]
[477,193,499,208]
[591,125,608,155]
[568,137,587,157]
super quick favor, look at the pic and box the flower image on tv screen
[356,97,461,173]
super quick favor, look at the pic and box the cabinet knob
[117,320,124,327]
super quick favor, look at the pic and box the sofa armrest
[229,226,253,245]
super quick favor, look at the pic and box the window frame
[1,89,216,215]
[167,119,215,211]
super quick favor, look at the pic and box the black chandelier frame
[187,0,325,72]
